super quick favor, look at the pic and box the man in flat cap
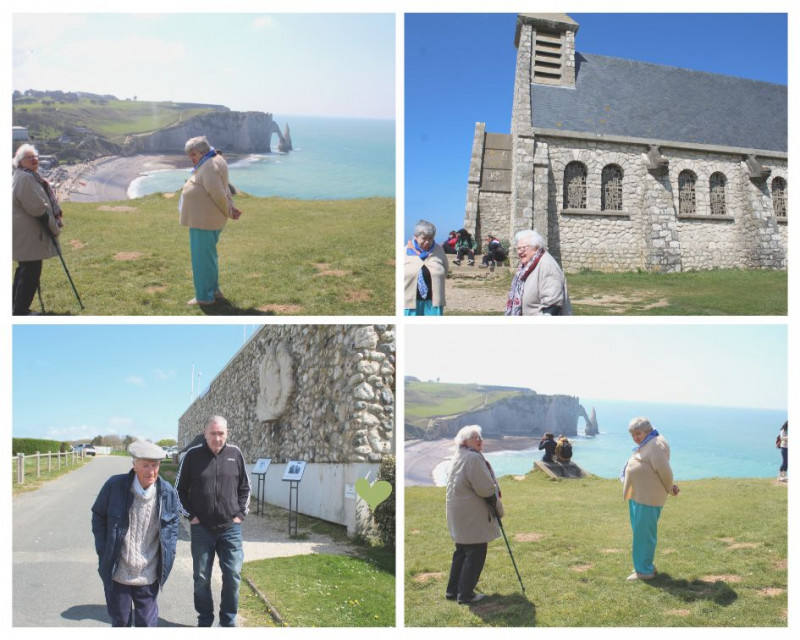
[91,441,180,627]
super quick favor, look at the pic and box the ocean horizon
[431,399,787,484]
[128,115,395,200]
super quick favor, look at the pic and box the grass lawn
[241,546,395,627]
[406,473,787,626]
[452,268,786,315]
[26,192,394,315]
[11,455,93,495]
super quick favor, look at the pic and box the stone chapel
[464,14,787,272]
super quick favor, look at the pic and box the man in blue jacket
[91,441,179,627]
[176,415,250,627]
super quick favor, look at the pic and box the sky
[12,325,263,442]
[405,324,788,411]
[12,12,395,120]
[404,12,789,242]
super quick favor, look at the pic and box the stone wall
[468,129,787,272]
[178,324,395,463]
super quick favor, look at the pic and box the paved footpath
[13,455,350,627]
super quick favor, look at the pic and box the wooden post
[48,451,52,473]
[58,453,61,471]
[36,451,41,478]
[17,453,24,484]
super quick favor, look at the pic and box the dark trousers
[104,580,160,627]
[191,522,244,627]
[12,260,42,315]
[446,542,488,601]
[780,447,788,472]
[456,248,475,261]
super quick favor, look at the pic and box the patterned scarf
[22,167,63,222]
[505,247,546,316]
[407,238,435,299]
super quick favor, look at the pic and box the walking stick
[487,499,526,594]
[37,214,85,310]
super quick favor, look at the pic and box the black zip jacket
[175,441,251,531]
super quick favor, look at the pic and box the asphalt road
[13,455,204,627]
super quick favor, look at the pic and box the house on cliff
[465,14,787,273]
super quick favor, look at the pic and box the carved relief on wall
[256,341,296,422]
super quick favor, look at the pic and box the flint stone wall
[178,324,395,464]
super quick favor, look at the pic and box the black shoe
[445,592,457,601]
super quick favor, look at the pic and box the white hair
[453,424,482,449]
[514,229,545,250]
[414,219,436,239]
[13,144,38,169]
[205,415,228,431]
[628,416,654,434]
[185,136,212,155]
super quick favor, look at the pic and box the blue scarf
[620,429,660,481]
[407,238,435,299]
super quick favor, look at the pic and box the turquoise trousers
[189,228,222,303]
[404,300,444,316]
[629,499,662,575]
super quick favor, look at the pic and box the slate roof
[530,53,787,152]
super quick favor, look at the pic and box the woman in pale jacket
[12,144,63,315]
[404,219,448,315]
[505,229,572,316]
[621,417,679,581]
[179,136,241,306]
[445,425,501,604]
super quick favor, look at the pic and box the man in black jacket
[176,415,250,627]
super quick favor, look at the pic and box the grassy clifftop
[406,473,787,627]
[405,381,528,426]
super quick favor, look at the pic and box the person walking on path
[176,415,251,627]
[91,441,180,627]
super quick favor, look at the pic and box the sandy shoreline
[405,436,541,487]
[51,154,190,203]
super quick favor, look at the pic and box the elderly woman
[12,144,63,315]
[179,136,241,306]
[445,425,502,604]
[621,417,679,581]
[505,229,572,316]
[404,219,448,315]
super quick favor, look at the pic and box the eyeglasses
[23,155,39,161]
[469,435,483,442]
[516,244,532,253]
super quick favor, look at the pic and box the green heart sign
[355,478,392,510]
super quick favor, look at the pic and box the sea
[127,116,395,200]
[431,399,787,485]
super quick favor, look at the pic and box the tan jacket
[623,435,674,507]
[12,168,61,261]
[179,154,234,230]
[446,448,501,544]
[522,251,572,315]
[404,243,448,309]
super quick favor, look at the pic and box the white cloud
[45,424,96,440]
[154,369,176,380]
[252,16,277,30]
[125,375,146,386]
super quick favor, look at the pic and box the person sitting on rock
[453,229,477,266]
[555,435,573,464]
[538,432,557,463]
[480,235,507,268]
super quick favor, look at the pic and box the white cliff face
[122,111,287,154]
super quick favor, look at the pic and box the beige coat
[521,251,572,315]
[623,435,674,507]
[12,168,61,261]
[404,243,448,309]
[446,448,501,544]
[179,154,234,230]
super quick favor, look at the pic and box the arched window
[564,162,587,209]
[601,164,623,211]
[772,177,787,219]
[678,170,697,216]
[709,172,727,216]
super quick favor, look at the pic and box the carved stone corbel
[645,144,669,176]
[744,154,772,182]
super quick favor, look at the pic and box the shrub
[12,438,65,456]
[373,455,395,550]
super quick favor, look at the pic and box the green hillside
[405,380,527,424]
[406,473,788,626]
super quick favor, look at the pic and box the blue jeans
[189,228,222,303]
[190,523,244,627]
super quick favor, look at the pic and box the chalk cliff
[418,392,593,440]
[122,110,288,155]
